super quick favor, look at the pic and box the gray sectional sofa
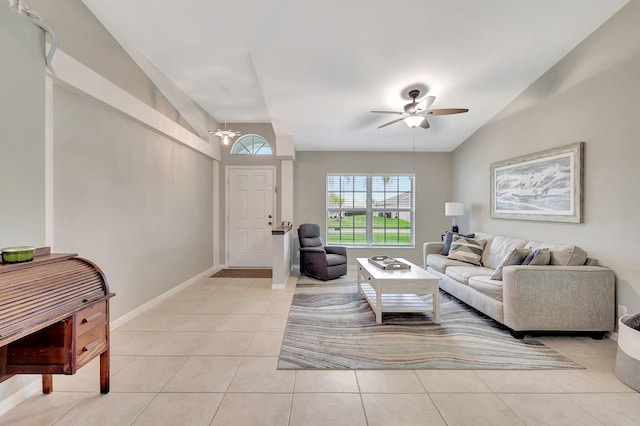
[423,232,616,338]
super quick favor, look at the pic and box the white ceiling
[81,0,627,152]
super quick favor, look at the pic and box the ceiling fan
[371,89,469,129]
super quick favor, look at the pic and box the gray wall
[0,2,47,403]
[29,0,202,135]
[53,86,213,319]
[452,1,640,314]
[294,151,452,266]
[0,6,45,247]
[0,2,216,407]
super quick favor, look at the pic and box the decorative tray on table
[368,256,411,270]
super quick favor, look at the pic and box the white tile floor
[1,275,638,425]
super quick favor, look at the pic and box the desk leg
[99,350,110,394]
[357,267,362,294]
[42,374,52,394]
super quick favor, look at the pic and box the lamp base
[451,225,459,233]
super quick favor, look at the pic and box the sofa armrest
[423,242,444,268]
[325,246,347,256]
[502,265,615,332]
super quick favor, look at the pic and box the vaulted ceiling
[81,0,627,152]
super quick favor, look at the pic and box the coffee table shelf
[360,283,432,311]
[356,257,440,324]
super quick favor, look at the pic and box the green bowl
[1,246,36,264]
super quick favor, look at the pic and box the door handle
[268,214,272,218]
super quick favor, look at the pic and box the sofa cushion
[447,236,486,266]
[473,232,493,265]
[427,254,470,274]
[524,241,587,266]
[445,265,494,285]
[490,248,531,280]
[474,232,495,242]
[482,235,528,269]
[468,276,504,302]
[521,248,551,266]
[441,231,475,255]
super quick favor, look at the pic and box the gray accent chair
[298,224,347,281]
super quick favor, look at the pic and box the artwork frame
[490,142,584,223]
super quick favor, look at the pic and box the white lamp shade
[403,115,425,128]
[445,202,465,216]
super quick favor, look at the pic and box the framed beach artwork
[490,142,584,223]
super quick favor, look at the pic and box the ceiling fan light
[403,115,425,128]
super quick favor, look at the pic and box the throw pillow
[447,235,486,266]
[524,241,587,266]
[521,248,551,266]
[441,231,475,255]
[491,248,531,280]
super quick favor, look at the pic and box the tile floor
[1,274,638,425]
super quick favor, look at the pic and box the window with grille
[230,134,273,155]
[326,174,415,247]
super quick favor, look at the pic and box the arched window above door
[230,134,273,155]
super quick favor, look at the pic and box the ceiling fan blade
[377,117,406,129]
[419,118,430,129]
[404,102,418,114]
[416,96,436,112]
[427,108,469,116]
[370,110,404,115]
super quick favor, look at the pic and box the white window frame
[230,134,273,155]
[326,174,415,248]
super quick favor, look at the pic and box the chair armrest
[423,242,444,268]
[325,246,347,256]
[502,265,615,331]
[299,247,328,265]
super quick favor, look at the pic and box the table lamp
[445,202,465,233]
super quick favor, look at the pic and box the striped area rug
[278,275,582,369]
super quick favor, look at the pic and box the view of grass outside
[327,215,412,245]
[327,174,414,246]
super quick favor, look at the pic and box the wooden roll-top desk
[0,248,114,394]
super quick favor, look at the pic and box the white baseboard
[272,268,291,289]
[110,265,219,330]
[0,377,41,417]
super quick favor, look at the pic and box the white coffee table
[356,257,440,324]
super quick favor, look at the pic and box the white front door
[227,167,275,267]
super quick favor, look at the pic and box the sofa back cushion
[482,235,528,269]
[474,232,495,243]
[447,235,486,266]
[524,241,587,266]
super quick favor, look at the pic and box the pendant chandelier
[208,121,240,145]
